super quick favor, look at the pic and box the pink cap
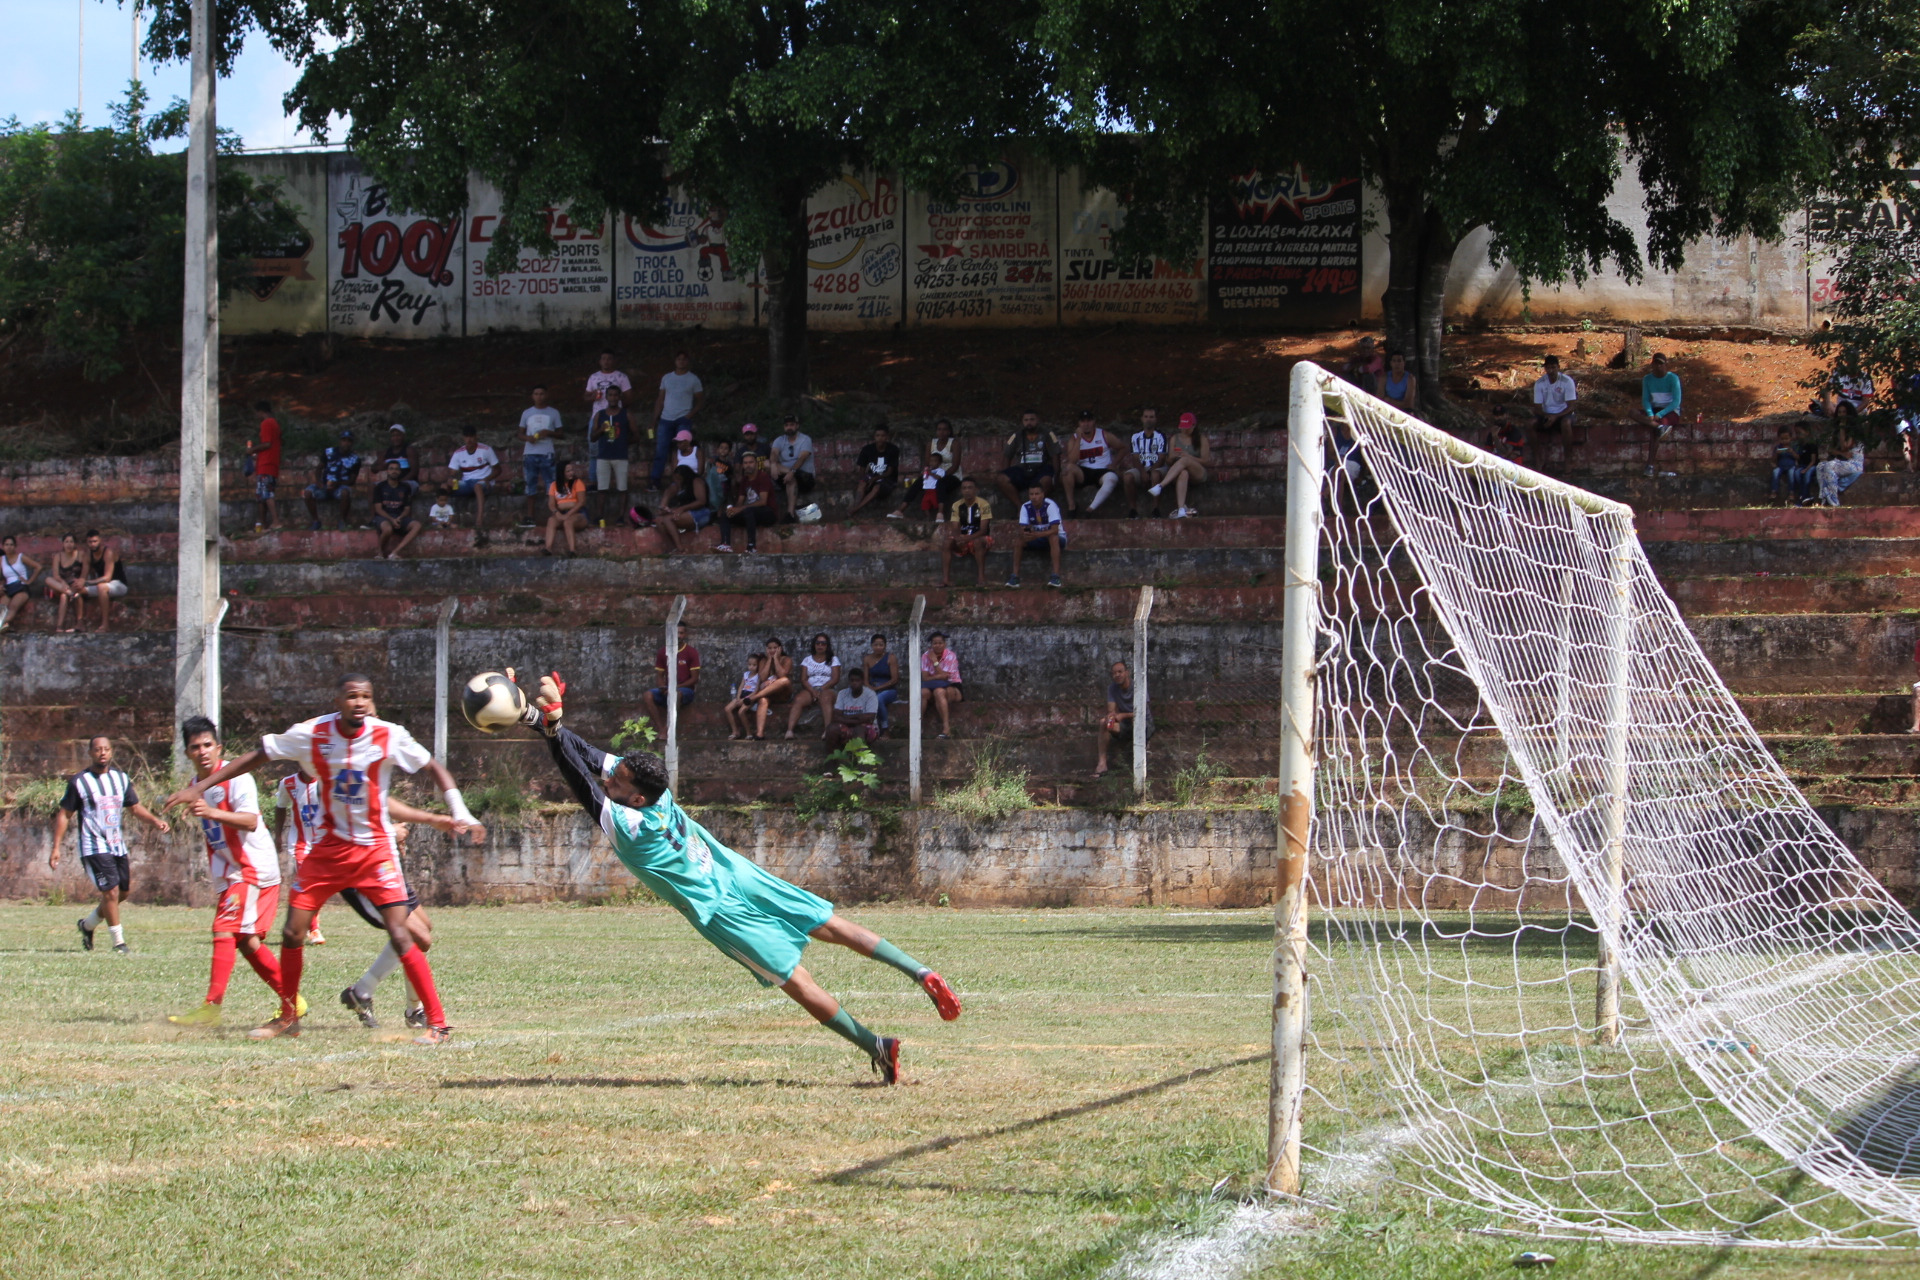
[1178,412,1197,429]
[674,429,694,442]
[741,422,759,434]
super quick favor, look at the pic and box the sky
[3,0,335,151]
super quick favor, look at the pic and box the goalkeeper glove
[532,671,566,737]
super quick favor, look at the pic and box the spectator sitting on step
[826,665,883,749]
[1343,336,1385,395]
[944,478,995,588]
[786,632,840,739]
[747,637,794,735]
[304,427,362,531]
[849,425,906,518]
[919,631,963,739]
[725,652,769,740]
[544,460,590,557]
[428,486,456,530]
[1380,351,1419,415]
[1814,369,1874,418]
[77,530,127,633]
[927,418,963,518]
[372,461,424,560]
[1530,355,1580,469]
[0,534,42,632]
[1640,352,1683,476]
[739,420,770,466]
[1484,407,1526,465]
[449,426,500,547]
[377,423,417,486]
[725,451,778,552]
[659,431,707,513]
[862,633,900,732]
[1770,424,1815,505]
[657,469,722,556]
[1125,408,1168,518]
[1009,483,1065,590]
[767,416,814,518]
[1095,659,1145,779]
[1149,412,1212,518]
[646,626,701,735]
[996,410,1057,505]
[1062,408,1129,515]
[1815,419,1866,507]
[46,533,84,633]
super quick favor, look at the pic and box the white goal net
[1287,362,1920,1246]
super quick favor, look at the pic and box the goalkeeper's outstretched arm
[546,726,615,820]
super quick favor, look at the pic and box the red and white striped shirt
[261,713,432,847]
[276,773,322,862]
[198,769,281,888]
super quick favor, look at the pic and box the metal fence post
[1133,585,1154,795]
[665,594,687,794]
[433,598,458,765]
[908,594,926,804]
[204,597,228,730]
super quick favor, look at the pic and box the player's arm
[388,797,486,843]
[188,799,258,831]
[50,795,74,869]
[166,747,271,810]
[270,793,288,848]
[127,802,170,833]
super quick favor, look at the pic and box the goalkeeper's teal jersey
[603,788,752,926]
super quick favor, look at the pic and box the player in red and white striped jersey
[166,716,296,1029]
[273,770,327,945]
[173,674,475,1044]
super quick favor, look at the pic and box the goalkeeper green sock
[867,939,930,981]
[822,1007,880,1056]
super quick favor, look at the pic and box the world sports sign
[1207,166,1361,325]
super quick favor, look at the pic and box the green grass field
[3,902,1919,1280]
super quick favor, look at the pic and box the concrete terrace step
[1639,506,1920,542]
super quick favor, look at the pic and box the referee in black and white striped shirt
[50,736,170,953]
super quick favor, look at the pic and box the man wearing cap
[448,427,501,547]
[304,428,363,532]
[1061,409,1131,515]
[649,350,706,490]
[519,384,564,527]
[377,423,416,483]
[737,421,770,466]
[768,415,817,519]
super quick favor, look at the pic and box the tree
[1044,0,1833,424]
[155,0,1052,403]
[0,86,298,379]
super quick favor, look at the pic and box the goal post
[1271,360,1920,1248]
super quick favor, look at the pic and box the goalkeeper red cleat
[870,1036,901,1085]
[920,971,962,1022]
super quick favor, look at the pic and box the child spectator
[428,487,456,529]
[1149,412,1212,518]
[1009,483,1064,589]
[849,425,905,518]
[919,631,963,739]
[448,427,500,546]
[544,461,590,556]
[590,384,633,527]
[786,632,841,739]
[304,427,362,531]
[372,460,423,560]
[862,633,899,731]
[996,411,1056,505]
[245,400,282,531]
[1124,408,1168,518]
[916,455,948,518]
[826,666,883,749]
[726,653,768,740]
[1530,356,1579,469]
[1770,425,1817,505]
[1485,407,1526,465]
[943,478,994,588]
[1640,352,1683,476]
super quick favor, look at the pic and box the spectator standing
[943,478,994,588]
[1817,370,1875,418]
[850,425,906,518]
[77,531,127,633]
[650,350,706,490]
[304,428,362,531]
[544,461,591,556]
[0,534,40,631]
[428,488,456,530]
[586,349,632,416]
[1816,424,1866,507]
[377,424,417,484]
[590,384,634,527]
[725,452,779,552]
[51,735,170,953]
[786,632,841,739]
[448,427,501,546]
[519,385,564,527]
[46,533,84,632]
[1124,408,1168,518]
[1343,336,1385,394]
[1094,659,1146,779]
[647,627,702,735]
[919,631,963,739]
[1380,351,1419,416]
[769,416,817,518]
[863,633,899,732]
[1062,409,1129,514]
[826,666,883,749]
[1009,483,1065,589]
[996,411,1057,504]
[1149,412,1213,518]
[1640,352,1683,476]
[926,418,964,517]
[726,653,769,740]
[1530,356,1580,469]
[372,461,424,560]
[245,400,282,531]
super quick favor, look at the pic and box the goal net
[1286,361,1920,1247]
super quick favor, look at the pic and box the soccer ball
[462,671,526,733]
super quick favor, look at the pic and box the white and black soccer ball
[462,671,526,733]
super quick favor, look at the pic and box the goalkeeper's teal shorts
[692,861,836,988]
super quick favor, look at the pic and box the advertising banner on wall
[616,194,756,329]
[905,156,1057,327]
[327,157,465,337]
[1207,168,1361,325]
[224,153,328,336]
[805,172,904,330]
[464,187,613,332]
[1058,173,1204,325]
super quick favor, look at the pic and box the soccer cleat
[248,1015,301,1040]
[76,917,95,951]
[340,986,379,1028]
[919,971,963,1022]
[307,927,326,946]
[168,1001,223,1027]
[412,1025,453,1046]
[113,943,130,955]
[405,1005,428,1029]
[870,1036,902,1085]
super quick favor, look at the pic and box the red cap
[1178,412,1197,429]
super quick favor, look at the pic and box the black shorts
[341,883,419,928]
[1003,464,1055,490]
[862,477,896,498]
[3,582,27,598]
[783,471,817,494]
[81,853,130,894]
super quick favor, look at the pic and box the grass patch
[933,745,1030,822]
[7,776,67,816]
[1169,741,1229,807]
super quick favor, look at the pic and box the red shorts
[213,881,280,936]
[290,836,410,914]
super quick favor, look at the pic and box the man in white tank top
[1061,409,1129,514]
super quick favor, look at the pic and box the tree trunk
[1379,185,1475,431]
[762,190,813,405]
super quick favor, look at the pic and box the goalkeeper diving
[512,669,961,1083]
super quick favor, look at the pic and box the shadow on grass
[819,1049,1272,1185]
[1828,1075,1920,1177]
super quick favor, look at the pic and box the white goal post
[1269,360,1920,1247]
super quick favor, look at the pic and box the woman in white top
[785,632,842,739]
[927,418,963,519]
[0,535,42,631]
[659,431,709,512]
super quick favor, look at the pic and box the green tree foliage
[165,0,1051,402]
[0,85,301,380]
[1044,0,1832,422]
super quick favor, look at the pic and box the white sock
[354,943,402,999]
[107,924,124,945]
[1148,483,1162,496]
[81,909,102,929]
[1090,473,1118,510]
